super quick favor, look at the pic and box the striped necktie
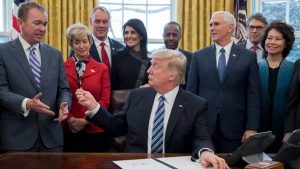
[29,46,41,87]
[151,95,165,153]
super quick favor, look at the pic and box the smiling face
[209,13,233,47]
[71,35,91,59]
[124,26,141,52]
[18,8,48,45]
[90,9,110,41]
[163,24,181,50]
[265,28,285,57]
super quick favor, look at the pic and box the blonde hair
[152,49,187,85]
[66,23,93,46]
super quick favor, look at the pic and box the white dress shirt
[215,41,233,67]
[92,34,112,66]
[246,40,264,60]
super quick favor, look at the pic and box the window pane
[147,5,170,39]
[262,1,286,22]
[123,5,146,25]
[124,0,146,4]
[290,0,300,32]
[0,34,9,43]
[287,39,300,62]
[100,0,122,4]
[104,4,123,39]
[0,0,5,32]
[148,0,171,5]
[148,43,164,52]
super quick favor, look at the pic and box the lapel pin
[179,105,183,108]
[91,69,95,73]
[232,54,237,57]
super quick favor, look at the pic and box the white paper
[113,158,170,169]
[113,156,211,169]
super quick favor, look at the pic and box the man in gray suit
[187,11,261,153]
[0,2,71,152]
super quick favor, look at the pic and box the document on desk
[113,156,209,169]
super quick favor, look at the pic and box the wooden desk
[0,153,244,169]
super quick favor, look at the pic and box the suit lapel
[223,44,239,83]
[208,45,221,83]
[82,59,98,79]
[64,58,77,81]
[90,41,101,62]
[12,39,39,90]
[109,37,118,56]
[165,88,186,144]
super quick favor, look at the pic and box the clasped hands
[26,92,68,122]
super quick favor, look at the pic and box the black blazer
[187,44,261,140]
[179,48,192,89]
[285,59,300,133]
[88,87,214,156]
[89,37,124,63]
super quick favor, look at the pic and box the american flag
[10,0,28,40]
[233,0,247,43]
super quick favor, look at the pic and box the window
[98,0,177,51]
[253,0,300,61]
[0,0,13,43]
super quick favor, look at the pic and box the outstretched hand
[55,102,69,122]
[26,92,55,116]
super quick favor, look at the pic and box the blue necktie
[151,95,165,153]
[218,48,226,82]
[29,46,41,87]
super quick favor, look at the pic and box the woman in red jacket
[63,23,111,152]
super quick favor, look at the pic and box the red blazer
[64,56,111,133]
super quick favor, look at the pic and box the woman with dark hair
[111,19,151,90]
[259,20,295,152]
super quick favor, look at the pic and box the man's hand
[54,102,69,122]
[200,151,229,169]
[76,88,98,111]
[242,130,257,142]
[26,92,55,116]
[68,117,89,133]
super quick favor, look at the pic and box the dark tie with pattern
[151,95,165,153]
[100,42,110,70]
[218,48,226,82]
[252,44,257,53]
[29,46,41,87]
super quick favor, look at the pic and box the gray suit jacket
[0,38,71,151]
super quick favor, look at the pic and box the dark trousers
[212,115,241,153]
[64,131,110,152]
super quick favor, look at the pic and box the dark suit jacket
[88,87,213,156]
[111,48,151,90]
[187,44,261,140]
[0,38,71,151]
[89,37,124,63]
[179,49,192,89]
[285,59,300,133]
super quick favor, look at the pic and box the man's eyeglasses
[248,25,264,31]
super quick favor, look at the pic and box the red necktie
[252,44,257,53]
[100,42,110,70]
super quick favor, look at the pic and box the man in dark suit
[187,11,261,153]
[162,21,192,89]
[76,49,229,168]
[238,13,268,60]
[89,6,124,67]
[0,2,71,152]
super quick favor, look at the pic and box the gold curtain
[33,0,96,60]
[178,0,252,52]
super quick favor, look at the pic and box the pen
[191,156,202,163]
